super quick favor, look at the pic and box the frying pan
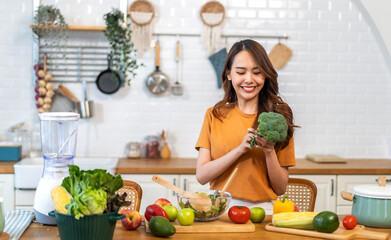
[146,41,170,95]
[96,54,121,94]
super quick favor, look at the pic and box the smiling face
[227,50,266,105]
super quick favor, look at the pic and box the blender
[33,112,80,225]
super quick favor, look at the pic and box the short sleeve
[276,136,296,167]
[195,108,213,151]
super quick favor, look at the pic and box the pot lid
[353,184,391,199]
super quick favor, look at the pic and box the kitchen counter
[20,215,391,239]
[0,161,17,173]
[3,158,391,175]
[116,158,391,175]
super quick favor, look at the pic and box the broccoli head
[250,112,288,148]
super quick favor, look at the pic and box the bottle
[145,135,160,158]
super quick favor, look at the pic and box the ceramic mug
[0,197,5,233]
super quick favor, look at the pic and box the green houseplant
[103,8,141,86]
[32,5,68,69]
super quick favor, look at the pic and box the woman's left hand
[254,136,275,153]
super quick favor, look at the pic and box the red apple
[120,209,142,230]
[154,198,172,208]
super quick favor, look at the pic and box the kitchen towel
[3,210,34,240]
[208,48,227,89]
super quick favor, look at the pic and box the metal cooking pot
[341,177,391,228]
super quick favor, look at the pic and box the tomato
[343,215,357,230]
[177,208,194,226]
[228,206,251,224]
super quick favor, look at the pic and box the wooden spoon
[58,85,79,103]
[152,175,212,212]
[215,167,238,206]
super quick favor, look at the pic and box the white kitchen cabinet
[179,174,210,193]
[336,175,391,215]
[0,174,14,211]
[291,174,337,213]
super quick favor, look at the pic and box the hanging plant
[103,8,142,86]
[32,5,68,70]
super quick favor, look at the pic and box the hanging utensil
[146,41,170,95]
[75,48,93,118]
[96,54,121,94]
[152,175,212,212]
[171,39,183,96]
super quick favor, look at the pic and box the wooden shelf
[30,25,106,31]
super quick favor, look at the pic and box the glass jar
[127,142,141,159]
[145,135,160,158]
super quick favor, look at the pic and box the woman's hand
[238,128,257,154]
[254,135,276,153]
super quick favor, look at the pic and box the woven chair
[277,178,317,212]
[116,180,143,212]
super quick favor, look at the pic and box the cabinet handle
[375,179,391,182]
[172,178,177,196]
[184,178,187,191]
[331,179,334,196]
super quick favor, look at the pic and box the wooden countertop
[19,215,391,240]
[116,158,391,175]
[0,161,17,173]
[2,158,391,175]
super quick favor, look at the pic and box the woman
[195,39,298,214]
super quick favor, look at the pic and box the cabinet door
[179,174,210,193]
[291,175,336,212]
[337,175,391,214]
[121,174,179,211]
[0,174,14,211]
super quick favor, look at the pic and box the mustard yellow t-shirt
[195,105,296,202]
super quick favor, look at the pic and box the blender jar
[34,112,80,225]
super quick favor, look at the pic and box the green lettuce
[61,165,124,219]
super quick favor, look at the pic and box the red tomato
[343,215,357,230]
[228,206,251,224]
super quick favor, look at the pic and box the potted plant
[103,8,142,86]
[32,5,68,69]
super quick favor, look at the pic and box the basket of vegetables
[49,165,131,240]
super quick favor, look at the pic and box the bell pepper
[144,204,169,222]
[273,195,295,214]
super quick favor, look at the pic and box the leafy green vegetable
[61,165,126,219]
[250,112,288,148]
[66,187,107,219]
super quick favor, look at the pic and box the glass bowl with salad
[177,190,231,222]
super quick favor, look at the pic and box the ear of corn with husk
[272,212,319,230]
[51,185,72,214]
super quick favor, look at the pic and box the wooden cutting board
[268,43,292,69]
[146,214,255,233]
[306,154,346,163]
[265,223,389,240]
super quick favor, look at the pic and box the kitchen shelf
[29,25,106,31]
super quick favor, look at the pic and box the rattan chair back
[116,180,143,212]
[277,178,317,212]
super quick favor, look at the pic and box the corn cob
[272,212,319,230]
[51,185,72,214]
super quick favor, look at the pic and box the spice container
[145,135,160,158]
[126,142,141,159]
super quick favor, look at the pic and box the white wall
[1,0,391,159]
[359,0,391,61]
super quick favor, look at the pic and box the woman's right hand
[238,128,257,154]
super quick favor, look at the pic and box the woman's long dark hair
[212,39,298,150]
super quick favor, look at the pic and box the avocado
[149,216,176,237]
[313,211,339,233]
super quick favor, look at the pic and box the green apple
[177,208,194,226]
[250,207,265,223]
[163,205,178,222]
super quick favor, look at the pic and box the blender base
[34,209,57,225]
